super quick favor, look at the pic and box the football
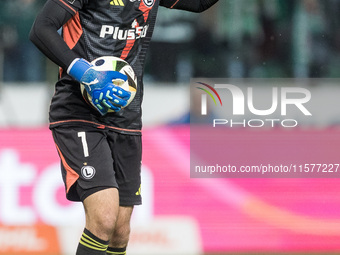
[80,56,137,112]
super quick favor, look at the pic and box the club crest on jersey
[129,0,154,8]
[81,166,96,179]
[143,0,154,7]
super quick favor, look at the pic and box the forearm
[160,0,219,13]
[29,0,78,70]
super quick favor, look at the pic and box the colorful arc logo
[196,82,222,115]
[196,82,222,106]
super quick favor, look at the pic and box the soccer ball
[80,56,137,112]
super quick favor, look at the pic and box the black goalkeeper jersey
[51,0,160,135]
[30,0,219,135]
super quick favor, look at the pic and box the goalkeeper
[29,0,219,255]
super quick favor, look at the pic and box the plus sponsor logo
[100,21,149,41]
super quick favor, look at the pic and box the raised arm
[160,0,219,13]
[29,0,78,70]
[30,0,131,115]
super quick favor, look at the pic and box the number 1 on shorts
[78,131,89,157]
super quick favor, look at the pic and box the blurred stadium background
[1,0,340,254]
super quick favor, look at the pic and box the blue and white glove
[67,58,131,115]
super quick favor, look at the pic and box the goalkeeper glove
[67,58,131,115]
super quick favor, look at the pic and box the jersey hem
[49,119,142,135]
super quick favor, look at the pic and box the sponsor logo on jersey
[67,0,75,4]
[100,24,149,40]
[81,166,96,179]
[110,0,125,6]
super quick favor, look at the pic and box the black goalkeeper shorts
[51,125,142,206]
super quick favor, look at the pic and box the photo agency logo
[194,81,312,128]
